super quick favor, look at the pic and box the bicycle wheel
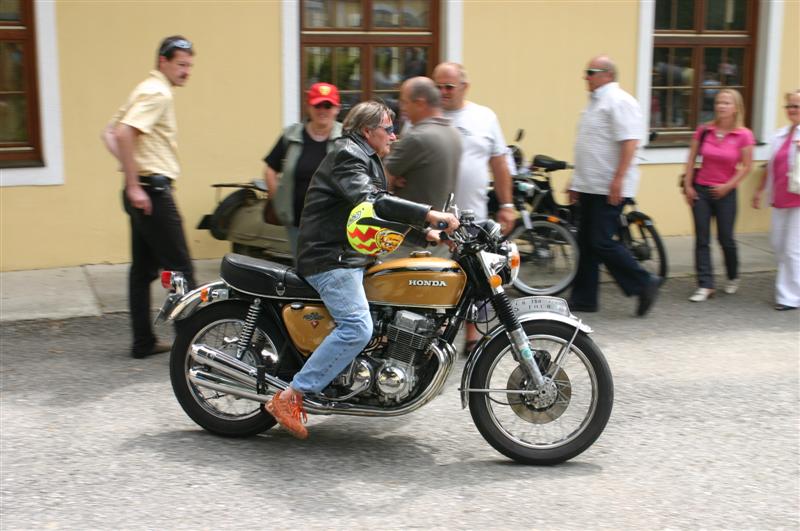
[511,220,579,296]
[624,218,668,281]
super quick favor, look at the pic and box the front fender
[459,306,591,409]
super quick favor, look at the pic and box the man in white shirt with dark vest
[103,36,197,357]
[567,55,659,317]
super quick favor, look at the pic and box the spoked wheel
[622,218,668,281]
[170,301,292,437]
[468,321,613,465]
[510,220,579,296]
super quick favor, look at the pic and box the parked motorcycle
[196,179,292,263]
[157,200,613,465]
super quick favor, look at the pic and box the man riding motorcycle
[265,100,459,438]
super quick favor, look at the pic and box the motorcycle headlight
[507,242,520,284]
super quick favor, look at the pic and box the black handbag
[679,127,710,190]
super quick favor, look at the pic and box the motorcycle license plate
[512,296,570,317]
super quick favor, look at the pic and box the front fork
[490,290,546,387]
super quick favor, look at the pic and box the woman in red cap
[263,82,343,258]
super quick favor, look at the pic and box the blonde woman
[752,90,800,311]
[682,89,754,302]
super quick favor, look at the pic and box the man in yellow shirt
[102,35,196,358]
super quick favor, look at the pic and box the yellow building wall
[461,0,799,237]
[0,1,283,271]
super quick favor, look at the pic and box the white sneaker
[724,279,739,294]
[689,288,715,302]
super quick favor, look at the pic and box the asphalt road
[1,273,798,530]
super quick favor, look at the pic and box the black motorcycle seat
[220,253,320,300]
[532,154,568,172]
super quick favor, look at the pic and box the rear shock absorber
[236,298,261,359]
[491,292,545,387]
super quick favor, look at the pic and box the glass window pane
[337,92,361,122]
[374,46,402,90]
[402,0,429,28]
[0,0,21,22]
[653,47,692,88]
[705,0,746,30]
[402,46,427,78]
[334,47,360,90]
[373,0,401,28]
[305,0,362,28]
[304,46,332,85]
[0,42,25,91]
[0,94,28,142]
[720,47,744,85]
[655,0,695,30]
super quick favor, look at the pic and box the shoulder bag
[678,126,710,190]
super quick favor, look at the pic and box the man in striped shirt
[567,55,660,317]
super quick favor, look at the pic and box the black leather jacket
[296,133,431,277]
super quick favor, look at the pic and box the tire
[623,218,668,281]
[170,301,291,437]
[510,220,579,296]
[468,321,613,465]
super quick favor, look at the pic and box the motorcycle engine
[376,310,438,403]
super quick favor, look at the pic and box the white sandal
[689,288,715,302]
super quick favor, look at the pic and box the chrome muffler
[186,341,457,416]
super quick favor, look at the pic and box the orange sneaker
[265,391,308,439]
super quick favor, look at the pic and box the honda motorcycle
[156,202,614,465]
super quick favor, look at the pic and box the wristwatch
[498,203,515,210]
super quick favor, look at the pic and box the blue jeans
[691,185,738,288]
[290,267,373,394]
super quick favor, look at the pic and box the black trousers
[691,184,738,288]
[570,193,651,308]
[123,185,195,354]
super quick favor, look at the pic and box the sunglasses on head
[314,102,335,109]
[585,68,608,77]
[436,83,461,91]
[159,38,193,57]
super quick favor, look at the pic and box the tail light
[161,271,186,293]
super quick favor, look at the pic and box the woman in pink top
[682,89,754,302]
[752,90,800,311]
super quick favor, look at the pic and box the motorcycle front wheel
[468,321,613,465]
[510,220,579,296]
[170,301,292,437]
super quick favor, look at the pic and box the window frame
[298,0,441,119]
[648,0,758,146]
[636,0,783,164]
[0,0,43,168]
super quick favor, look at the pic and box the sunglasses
[436,83,461,91]
[313,102,335,109]
[378,124,395,135]
[785,104,800,110]
[585,68,608,76]
[159,38,193,57]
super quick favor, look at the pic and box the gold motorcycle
[156,203,613,465]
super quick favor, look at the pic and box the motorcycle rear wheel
[510,220,579,296]
[468,321,613,465]
[170,301,290,437]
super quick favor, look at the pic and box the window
[300,0,439,127]
[0,0,42,167]
[649,0,756,145]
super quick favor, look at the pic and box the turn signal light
[161,271,174,289]
[489,274,503,288]
[547,216,559,223]
[200,288,210,302]
[510,253,521,269]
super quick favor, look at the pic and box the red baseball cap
[307,82,341,106]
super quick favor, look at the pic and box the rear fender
[162,280,229,323]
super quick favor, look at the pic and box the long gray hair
[343,100,395,135]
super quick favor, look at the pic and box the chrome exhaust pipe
[189,344,288,392]
[186,341,456,417]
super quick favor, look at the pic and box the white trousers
[770,207,800,307]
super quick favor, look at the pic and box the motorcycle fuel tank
[364,257,466,308]
[282,304,335,356]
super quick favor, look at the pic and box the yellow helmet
[346,201,406,256]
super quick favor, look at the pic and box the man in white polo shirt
[102,35,197,357]
[567,55,659,317]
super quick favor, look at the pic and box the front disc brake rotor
[506,365,571,424]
